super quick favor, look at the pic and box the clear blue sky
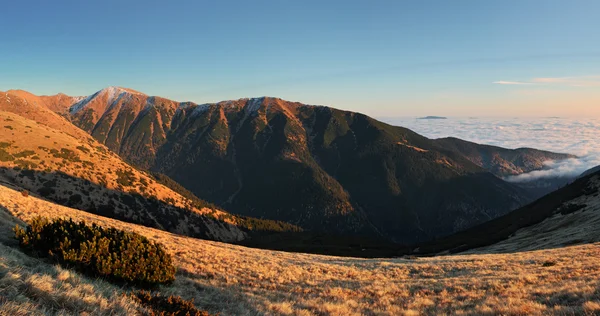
[1,0,599,117]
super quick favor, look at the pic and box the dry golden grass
[0,90,90,140]
[2,183,600,315]
[464,177,600,255]
[0,208,142,315]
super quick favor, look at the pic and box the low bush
[14,217,176,287]
[132,290,211,316]
[13,150,36,158]
[0,148,14,162]
[76,145,90,153]
[116,168,137,187]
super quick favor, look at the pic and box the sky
[0,0,599,117]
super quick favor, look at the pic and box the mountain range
[0,87,575,243]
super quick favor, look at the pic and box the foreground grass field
[1,184,600,315]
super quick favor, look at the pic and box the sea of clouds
[382,117,600,182]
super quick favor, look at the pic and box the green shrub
[76,145,90,153]
[14,159,38,169]
[50,148,81,162]
[13,150,36,158]
[0,148,14,162]
[132,290,211,316]
[14,217,175,287]
[116,168,137,187]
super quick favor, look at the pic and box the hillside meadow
[1,184,600,315]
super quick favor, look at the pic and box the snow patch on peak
[178,101,196,109]
[69,86,144,115]
[101,86,144,103]
[245,97,264,113]
[69,91,99,114]
[192,103,211,116]
[101,86,145,97]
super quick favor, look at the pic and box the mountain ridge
[0,87,576,243]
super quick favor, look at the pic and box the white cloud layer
[384,117,600,182]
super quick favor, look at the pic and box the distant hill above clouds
[432,137,577,177]
[0,87,577,243]
[418,116,447,120]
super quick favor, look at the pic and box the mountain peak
[99,86,146,97]
[69,86,146,115]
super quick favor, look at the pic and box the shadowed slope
[4,87,575,244]
[413,170,600,255]
[0,111,300,243]
[62,89,572,243]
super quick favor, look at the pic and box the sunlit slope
[1,184,600,315]
[0,111,297,242]
[0,89,89,140]
[0,208,142,315]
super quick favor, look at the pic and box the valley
[2,87,576,245]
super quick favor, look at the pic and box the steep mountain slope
[61,89,575,243]
[0,111,299,242]
[68,86,179,168]
[6,87,571,243]
[413,169,600,255]
[433,137,578,198]
[579,165,600,178]
[432,137,576,177]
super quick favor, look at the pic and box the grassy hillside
[0,111,299,243]
[0,209,142,315]
[1,184,600,315]
[437,171,600,255]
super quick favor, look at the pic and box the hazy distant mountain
[432,137,578,198]
[37,87,570,243]
[432,137,576,177]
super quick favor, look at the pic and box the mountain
[0,89,89,139]
[0,110,299,243]
[43,87,572,243]
[432,137,576,177]
[413,169,600,255]
[432,137,578,198]
[417,116,447,120]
